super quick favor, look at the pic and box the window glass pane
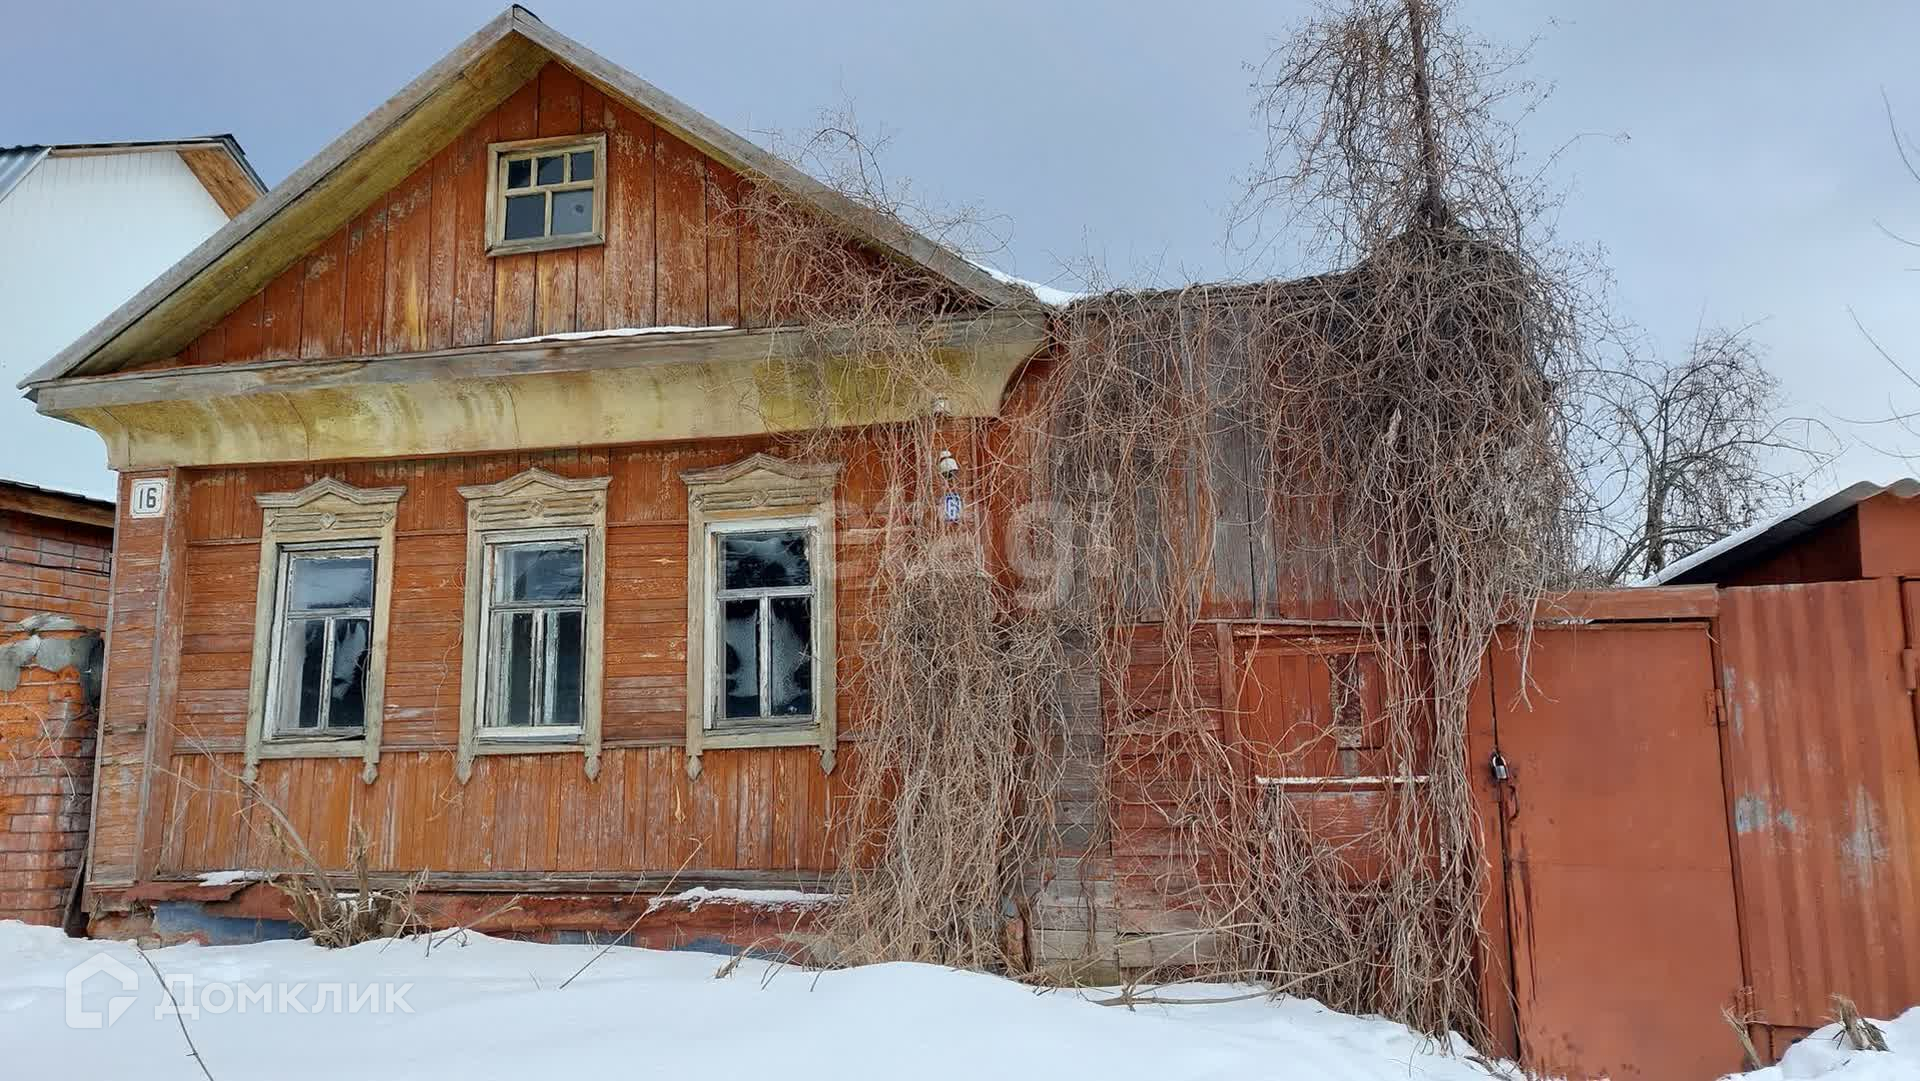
[720,530,810,590]
[536,154,564,185]
[722,597,761,719]
[568,150,595,182]
[506,158,532,189]
[503,193,546,240]
[548,609,584,727]
[290,619,326,730]
[769,596,812,717]
[550,189,593,236]
[498,611,536,726]
[289,554,372,611]
[329,618,370,729]
[495,543,584,603]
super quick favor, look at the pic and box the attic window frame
[484,132,608,256]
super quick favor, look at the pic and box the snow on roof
[968,259,1085,308]
[1651,478,1920,585]
[498,325,735,345]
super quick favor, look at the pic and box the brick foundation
[0,619,101,928]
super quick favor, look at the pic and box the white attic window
[484,133,607,256]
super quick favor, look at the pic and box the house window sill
[485,233,606,258]
[699,724,823,751]
[255,737,370,761]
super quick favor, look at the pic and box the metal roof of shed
[1651,478,1920,585]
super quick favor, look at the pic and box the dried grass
[708,0,1588,1046]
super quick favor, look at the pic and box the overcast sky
[6,0,1918,497]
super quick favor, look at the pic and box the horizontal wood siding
[153,437,881,877]
[155,62,772,370]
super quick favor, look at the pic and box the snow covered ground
[3,919,1506,1081]
[1727,1009,1920,1080]
[7,919,1914,1080]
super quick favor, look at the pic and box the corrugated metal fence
[1465,578,1920,1078]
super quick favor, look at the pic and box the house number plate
[129,477,168,519]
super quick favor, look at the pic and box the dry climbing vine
[716,0,1589,1044]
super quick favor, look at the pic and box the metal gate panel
[1719,579,1920,1028]
[1490,624,1745,1080]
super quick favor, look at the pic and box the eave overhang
[28,315,1049,470]
[23,6,1041,388]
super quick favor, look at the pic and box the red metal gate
[1483,623,1747,1080]
[1717,579,1920,1055]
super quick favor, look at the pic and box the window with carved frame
[682,454,840,780]
[455,469,609,782]
[244,479,403,783]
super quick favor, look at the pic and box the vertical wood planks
[533,63,583,336]
[425,141,459,351]
[735,179,772,328]
[601,99,656,329]
[342,199,389,357]
[705,164,741,326]
[381,161,434,354]
[224,293,265,363]
[152,61,905,370]
[654,130,708,326]
[574,81,608,332]
[450,108,497,347]
[298,229,349,359]
[260,262,305,359]
[490,76,541,341]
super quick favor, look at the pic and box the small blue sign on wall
[942,492,963,522]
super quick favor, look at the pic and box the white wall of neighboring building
[0,150,233,499]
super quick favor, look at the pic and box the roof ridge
[23,6,1037,389]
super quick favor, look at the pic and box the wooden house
[21,7,1049,945]
[15,12,1920,1079]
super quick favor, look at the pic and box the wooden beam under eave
[37,319,1048,470]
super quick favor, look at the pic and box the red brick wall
[0,626,101,927]
[0,511,112,626]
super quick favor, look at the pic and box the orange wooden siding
[159,62,774,371]
[143,436,893,878]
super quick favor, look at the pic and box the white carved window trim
[244,478,404,783]
[456,469,609,783]
[682,453,841,780]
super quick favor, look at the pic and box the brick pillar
[0,616,101,928]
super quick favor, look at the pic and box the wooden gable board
[24,5,1039,389]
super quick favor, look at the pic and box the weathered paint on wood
[155,61,804,371]
[145,435,892,879]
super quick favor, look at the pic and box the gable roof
[22,6,1038,390]
[0,138,264,217]
[1651,478,1920,585]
